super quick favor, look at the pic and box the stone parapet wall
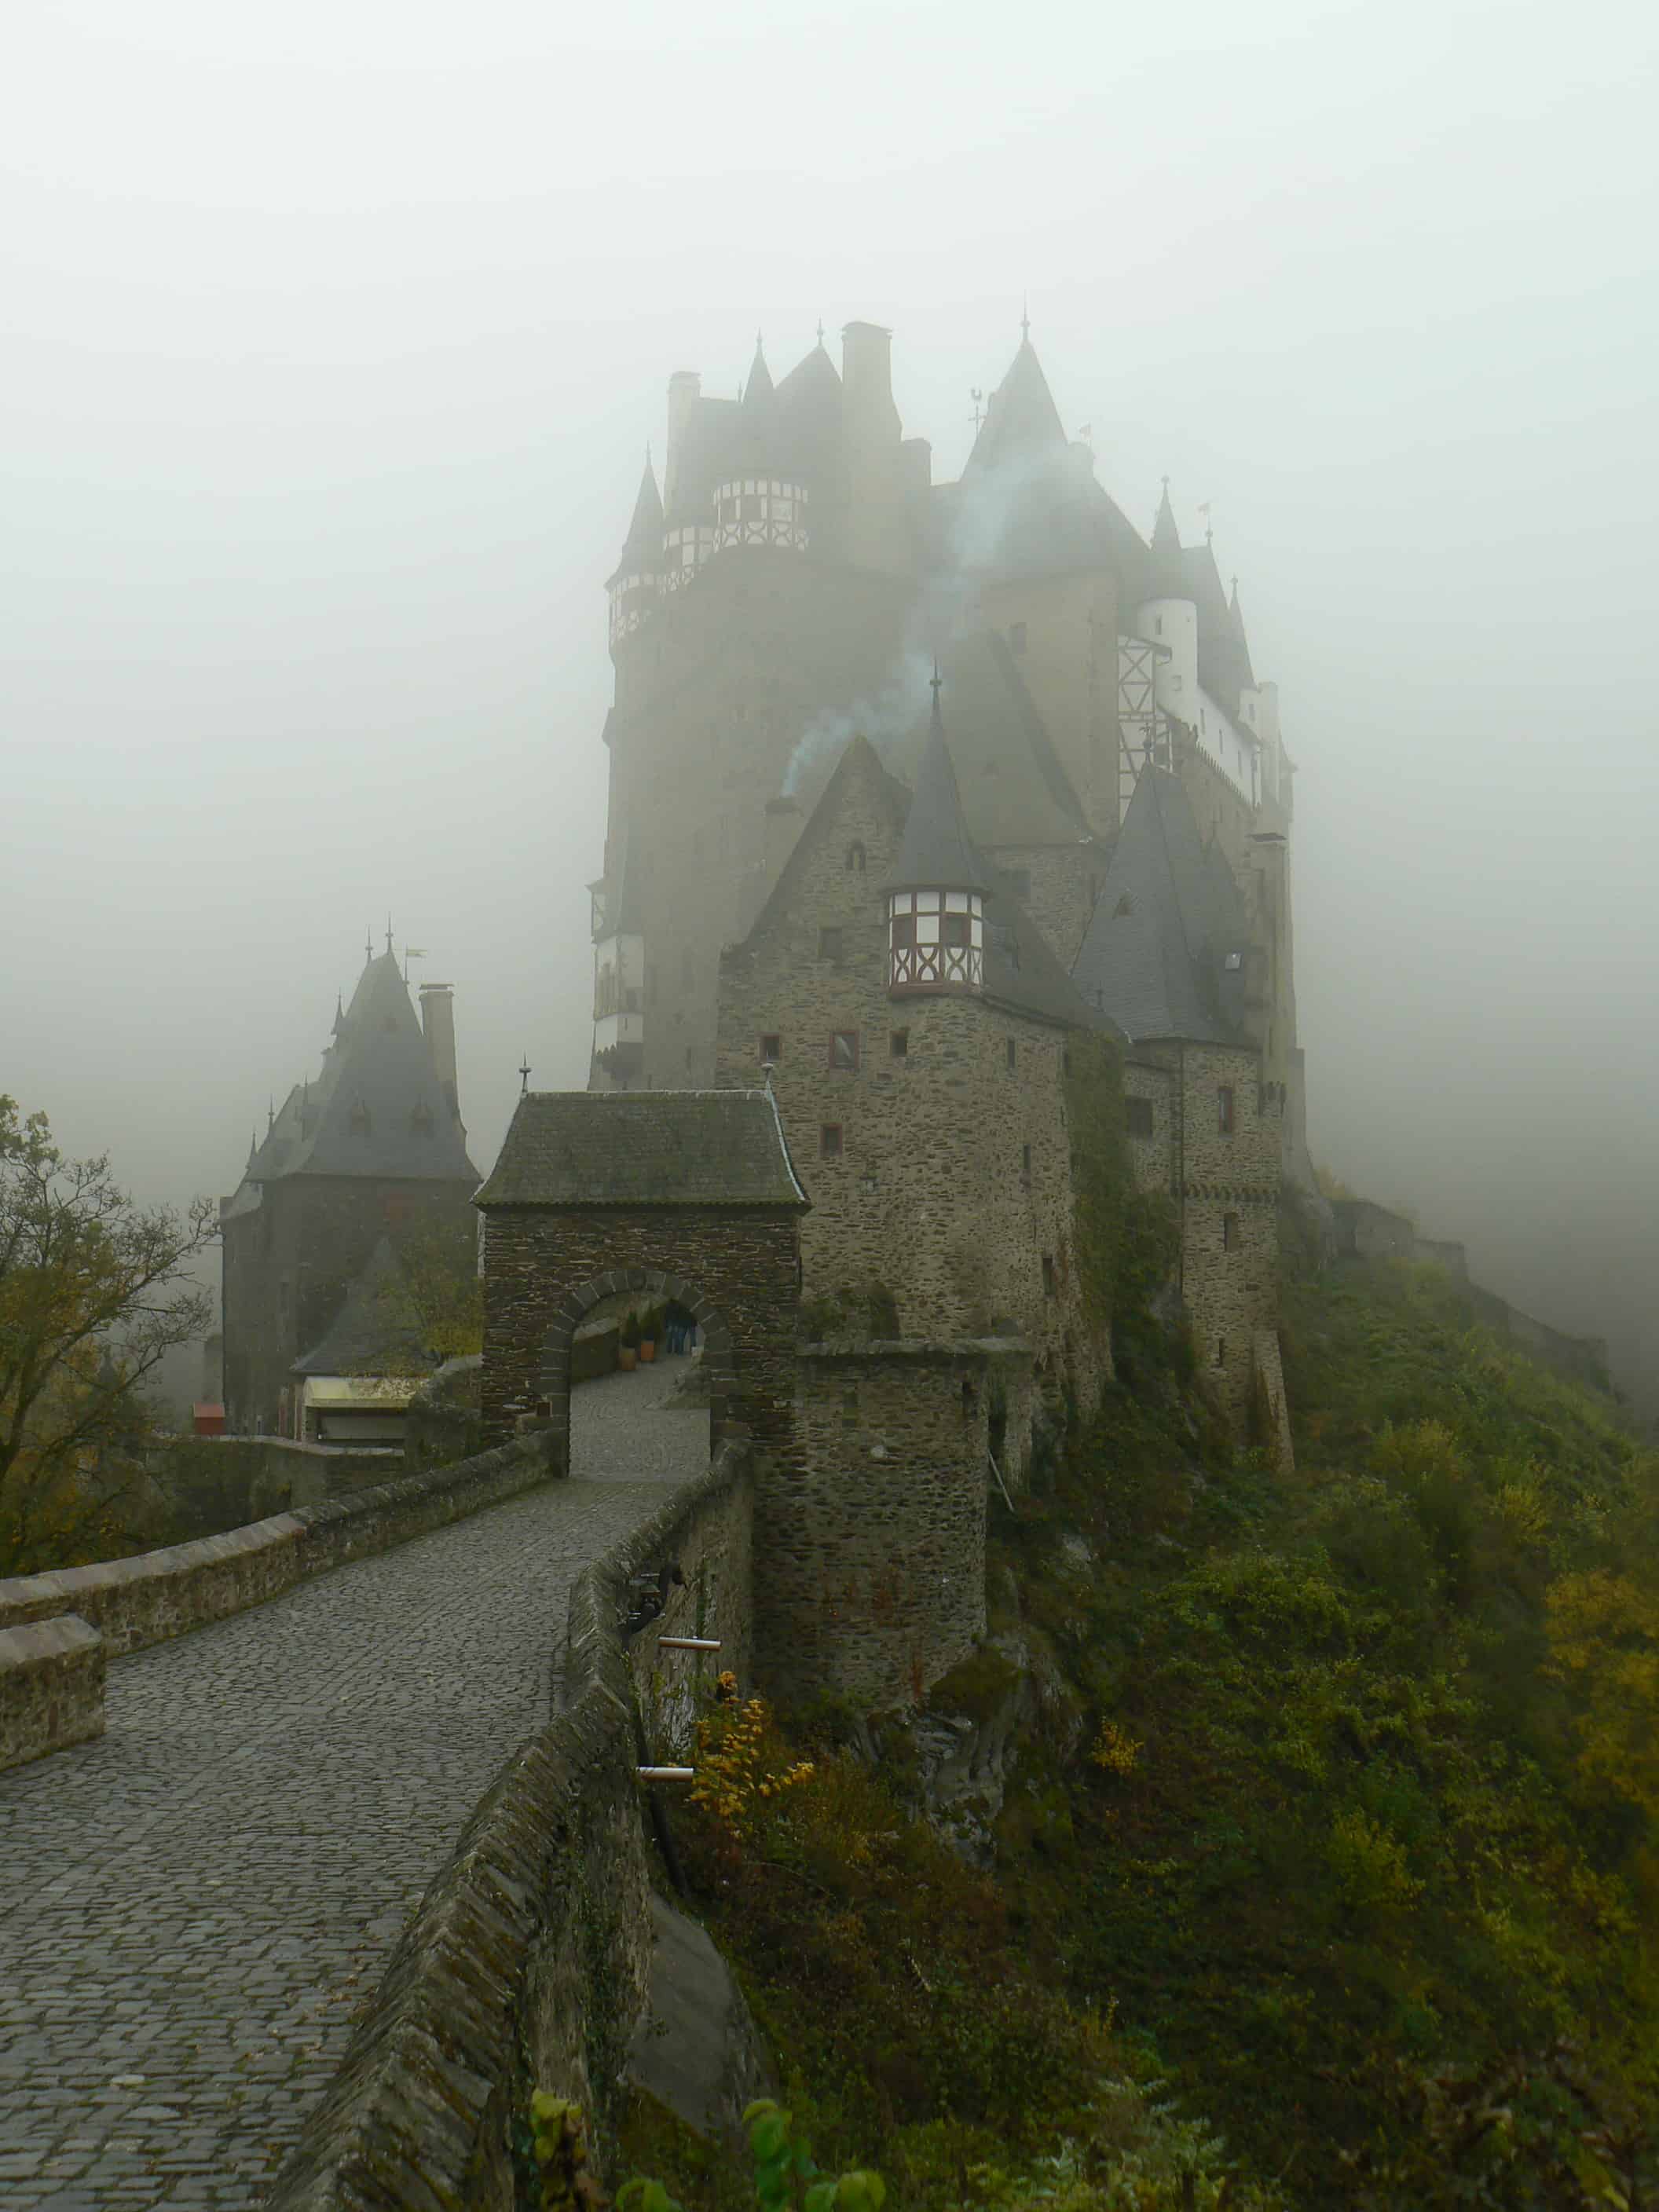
[265,1442,756,2212]
[0,1437,553,1661]
[0,1613,106,1772]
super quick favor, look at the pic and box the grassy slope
[639,1234,1658,2207]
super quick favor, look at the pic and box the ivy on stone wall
[1061,1037,1178,1335]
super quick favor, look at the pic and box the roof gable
[475,1090,808,1210]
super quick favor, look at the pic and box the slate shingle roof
[606,457,664,587]
[474,1090,809,1210]
[240,950,478,1192]
[888,694,992,895]
[1070,769,1251,1046]
[291,1238,426,1378]
[887,633,1090,850]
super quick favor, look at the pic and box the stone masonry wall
[1137,1040,1284,1438]
[265,1443,756,2211]
[480,1205,801,1464]
[0,1437,553,1660]
[0,1613,105,1773]
[715,742,1108,1428]
[983,840,1102,970]
[764,1347,1002,1708]
[608,551,916,1090]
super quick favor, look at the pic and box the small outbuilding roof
[474,1090,810,1210]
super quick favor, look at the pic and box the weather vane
[970,387,985,434]
[518,1057,532,1095]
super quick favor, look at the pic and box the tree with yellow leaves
[1547,1565,1659,1822]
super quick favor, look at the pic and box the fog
[3,2,1655,1411]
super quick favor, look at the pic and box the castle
[588,319,1312,1463]
[217,316,1313,1698]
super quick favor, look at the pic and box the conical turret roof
[742,335,774,410]
[1228,576,1257,690]
[888,685,992,895]
[1148,479,1183,590]
[965,332,1068,475]
[606,456,664,587]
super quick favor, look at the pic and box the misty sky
[3,2,1656,1407]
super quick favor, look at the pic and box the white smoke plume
[777,443,1077,800]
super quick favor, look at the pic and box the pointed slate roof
[606,457,664,587]
[887,687,993,895]
[1149,480,1182,588]
[1228,577,1257,692]
[1070,769,1251,1045]
[887,632,1090,848]
[291,1238,427,1378]
[742,336,774,409]
[474,1091,808,1210]
[966,335,1068,475]
[237,948,478,1190]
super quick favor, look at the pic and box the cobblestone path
[0,1372,709,2211]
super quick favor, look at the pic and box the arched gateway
[474,1090,808,1474]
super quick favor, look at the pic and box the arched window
[846,840,866,873]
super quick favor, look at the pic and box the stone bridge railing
[0,1437,557,1772]
[264,1436,755,2210]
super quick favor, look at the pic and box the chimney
[840,321,898,438]
[419,983,461,1125]
[764,796,804,892]
[664,369,701,516]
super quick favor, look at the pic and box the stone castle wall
[984,840,1102,970]
[764,1346,1005,1707]
[715,745,1108,1426]
[606,551,917,1089]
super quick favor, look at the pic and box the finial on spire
[1020,292,1030,341]
[929,661,943,714]
[756,327,763,352]
[1161,474,1170,491]
[364,927,373,961]
[384,914,393,955]
[518,1056,532,1095]
[815,317,825,346]
[267,1097,274,1133]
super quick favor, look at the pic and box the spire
[247,1131,259,1174]
[888,678,991,896]
[333,991,344,1036]
[1152,478,1181,562]
[608,454,664,584]
[965,327,1067,473]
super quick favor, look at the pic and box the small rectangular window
[1021,1144,1031,1177]
[819,926,844,961]
[830,1031,859,1071]
[1042,1254,1057,1298]
[890,1028,909,1058]
[1126,1096,1155,1138]
[820,1123,843,1159]
[1218,1085,1236,1135]
[760,1034,782,1064]
[1005,1037,1017,1072]
[1215,1336,1227,1368]
[1223,1212,1240,1252]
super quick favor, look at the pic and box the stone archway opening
[537,1269,737,1485]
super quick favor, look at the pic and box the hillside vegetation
[645,1215,1658,2209]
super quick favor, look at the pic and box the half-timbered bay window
[888,888,983,993]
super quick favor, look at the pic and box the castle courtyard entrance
[474,1091,807,1478]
